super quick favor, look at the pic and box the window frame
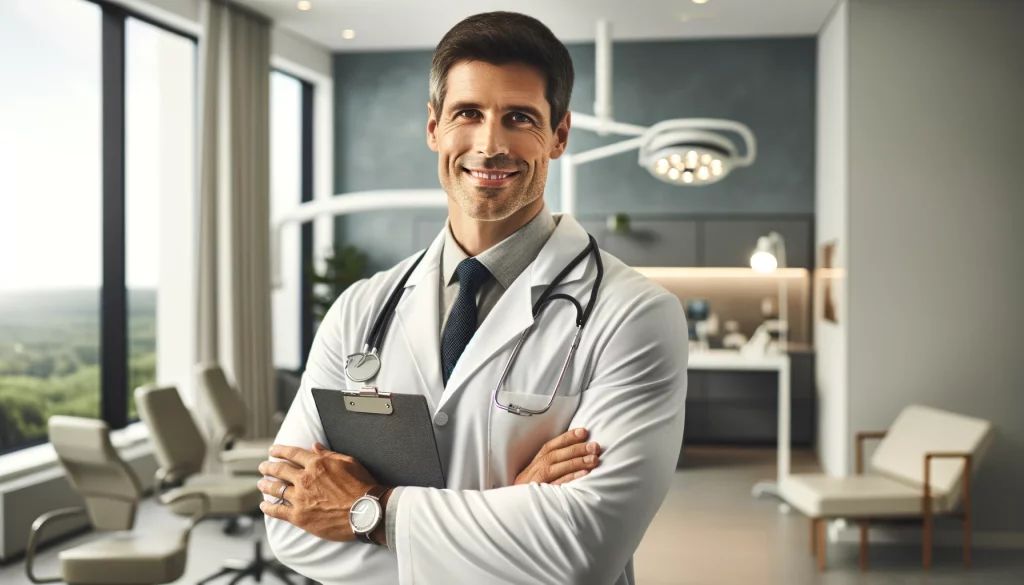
[0,0,198,455]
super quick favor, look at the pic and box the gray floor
[3,448,1022,585]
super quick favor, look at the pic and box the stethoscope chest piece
[345,351,381,383]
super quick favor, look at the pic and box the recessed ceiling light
[341,29,356,40]
[297,0,311,10]
[692,0,710,4]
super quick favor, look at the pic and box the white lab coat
[266,214,688,585]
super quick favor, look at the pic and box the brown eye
[458,110,479,119]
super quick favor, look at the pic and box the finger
[269,445,317,468]
[538,428,588,457]
[551,469,590,486]
[546,441,601,465]
[257,477,294,499]
[546,454,599,482]
[258,461,302,484]
[260,500,293,522]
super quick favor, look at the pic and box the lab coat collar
[394,228,447,402]
[528,213,591,290]
[435,213,594,410]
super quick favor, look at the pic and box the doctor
[258,11,688,585]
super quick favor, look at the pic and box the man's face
[427,61,570,222]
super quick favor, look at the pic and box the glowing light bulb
[668,168,681,180]
[711,159,723,176]
[750,251,778,273]
[700,153,713,165]
[682,171,694,184]
[685,151,699,169]
[697,166,710,181]
[297,0,312,10]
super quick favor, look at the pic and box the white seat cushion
[871,405,993,504]
[60,530,187,585]
[781,473,953,518]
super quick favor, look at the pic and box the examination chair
[26,416,208,585]
[135,384,300,585]
[781,404,994,572]
[196,362,283,476]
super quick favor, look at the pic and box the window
[125,17,196,420]
[270,71,315,370]
[0,0,103,454]
[0,0,196,454]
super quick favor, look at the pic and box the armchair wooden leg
[810,518,817,556]
[964,466,972,568]
[816,518,827,572]
[923,507,933,569]
[860,520,869,571]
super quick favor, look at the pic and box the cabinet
[682,351,815,448]
[579,214,814,269]
[701,219,812,269]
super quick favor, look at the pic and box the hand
[257,443,385,543]
[514,428,601,486]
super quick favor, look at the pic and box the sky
[0,0,302,296]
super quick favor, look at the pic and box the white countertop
[687,349,791,371]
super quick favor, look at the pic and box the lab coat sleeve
[394,292,688,585]
[263,300,365,583]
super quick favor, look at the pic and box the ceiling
[236,0,839,52]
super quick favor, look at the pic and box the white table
[686,349,792,509]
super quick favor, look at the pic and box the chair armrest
[855,431,888,474]
[923,452,973,515]
[26,507,88,584]
[158,491,211,533]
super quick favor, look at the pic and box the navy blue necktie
[441,258,492,386]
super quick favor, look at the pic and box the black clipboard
[312,388,446,489]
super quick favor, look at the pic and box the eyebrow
[448,101,547,123]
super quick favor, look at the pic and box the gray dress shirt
[384,206,557,549]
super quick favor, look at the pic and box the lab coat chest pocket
[489,306,588,485]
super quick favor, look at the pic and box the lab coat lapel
[437,214,593,410]
[393,229,446,406]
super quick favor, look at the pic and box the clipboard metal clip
[341,386,393,415]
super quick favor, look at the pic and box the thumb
[312,442,328,453]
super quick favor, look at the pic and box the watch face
[349,497,380,533]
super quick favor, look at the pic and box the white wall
[814,0,849,478]
[847,0,1024,536]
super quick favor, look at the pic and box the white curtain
[196,0,275,442]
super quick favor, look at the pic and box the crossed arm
[261,292,687,585]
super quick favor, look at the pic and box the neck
[448,199,545,256]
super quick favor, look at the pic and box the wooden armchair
[780,405,994,571]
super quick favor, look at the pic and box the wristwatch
[349,485,388,544]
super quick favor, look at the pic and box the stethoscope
[343,234,603,417]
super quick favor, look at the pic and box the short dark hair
[430,11,574,130]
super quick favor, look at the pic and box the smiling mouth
[463,168,519,183]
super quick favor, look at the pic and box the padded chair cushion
[220,442,271,476]
[871,405,993,500]
[59,530,187,585]
[780,473,953,518]
[164,475,263,516]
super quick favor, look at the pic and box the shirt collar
[442,205,557,290]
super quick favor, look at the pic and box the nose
[474,116,510,158]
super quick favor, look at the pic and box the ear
[549,110,571,160]
[426,102,439,153]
